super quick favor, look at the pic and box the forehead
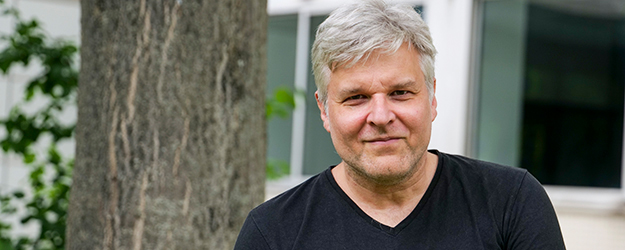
[328,44,423,92]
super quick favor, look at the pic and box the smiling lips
[363,137,402,144]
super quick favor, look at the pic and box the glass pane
[303,15,342,175]
[520,3,624,187]
[267,15,297,168]
[476,1,528,167]
[477,0,624,188]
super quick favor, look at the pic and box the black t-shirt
[235,151,566,250]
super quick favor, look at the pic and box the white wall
[426,0,474,156]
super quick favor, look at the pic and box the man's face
[316,43,437,184]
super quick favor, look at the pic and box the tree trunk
[67,1,267,249]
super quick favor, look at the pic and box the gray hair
[312,0,437,106]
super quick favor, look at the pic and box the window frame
[467,0,625,213]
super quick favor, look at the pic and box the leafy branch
[0,1,77,249]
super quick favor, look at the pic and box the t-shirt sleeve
[504,171,566,250]
[234,212,272,250]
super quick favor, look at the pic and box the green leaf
[266,158,290,180]
[48,147,60,165]
[265,102,274,119]
[0,238,14,250]
[266,87,296,120]
[274,88,295,108]
[23,153,35,164]
[12,192,24,199]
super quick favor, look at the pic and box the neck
[332,151,438,227]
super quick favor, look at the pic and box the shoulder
[438,151,526,176]
[242,169,335,247]
[439,152,550,213]
[252,170,329,219]
[432,151,542,219]
[429,151,565,248]
[436,151,529,191]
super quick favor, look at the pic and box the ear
[431,78,438,122]
[315,91,331,132]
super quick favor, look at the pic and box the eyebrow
[338,87,366,97]
[391,80,419,90]
[337,80,419,97]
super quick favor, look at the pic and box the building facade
[1,0,624,249]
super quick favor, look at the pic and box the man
[235,0,566,249]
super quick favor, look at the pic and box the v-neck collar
[323,150,444,236]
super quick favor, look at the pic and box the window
[475,0,624,188]
[266,15,297,171]
[302,14,341,175]
[267,13,342,177]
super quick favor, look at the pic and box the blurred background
[0,0,623,249]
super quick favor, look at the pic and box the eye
[391,90,409,96]
[345,94,366,101]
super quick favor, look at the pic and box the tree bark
[67,0,267,249]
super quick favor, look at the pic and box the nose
[366,95,396,126]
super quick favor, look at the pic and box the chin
[346,157,419,186]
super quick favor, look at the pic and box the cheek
[328,109,366,137]
[400,107,432,132]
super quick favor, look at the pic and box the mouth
[363,137,402,144]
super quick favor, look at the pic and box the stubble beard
[342,146,426,187]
